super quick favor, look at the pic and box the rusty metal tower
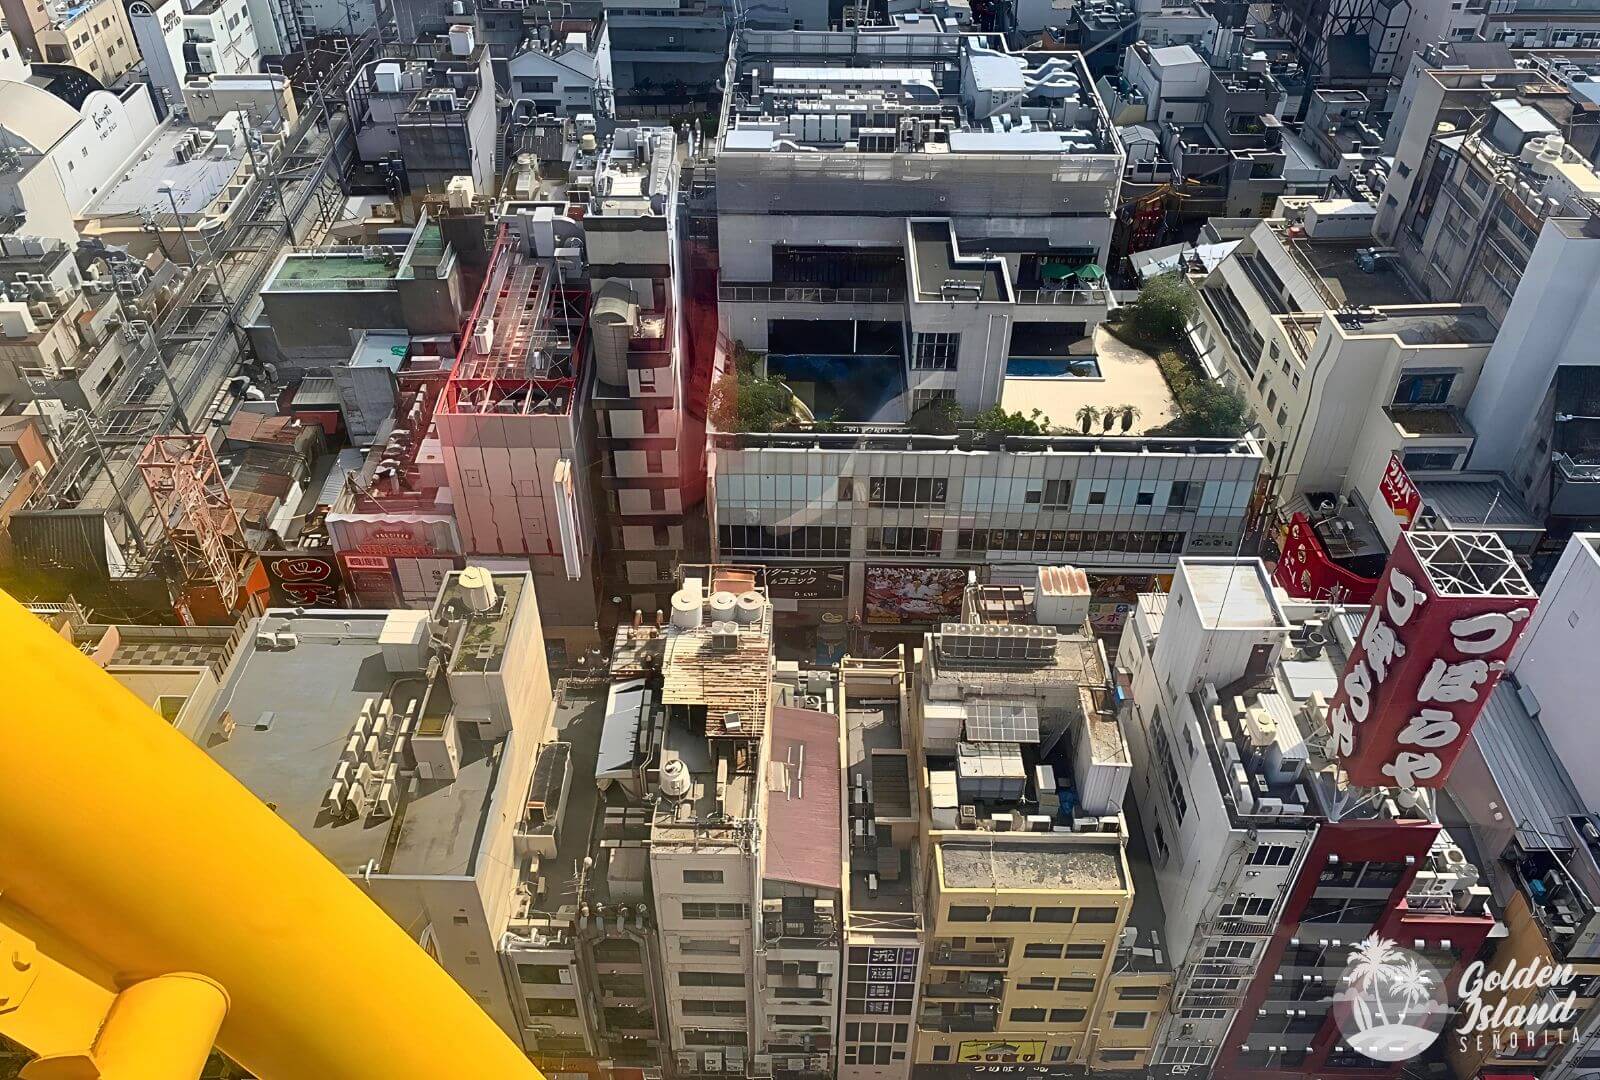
[137,434,251,609]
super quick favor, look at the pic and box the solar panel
[963,697,1040,743]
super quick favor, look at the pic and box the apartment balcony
[1014,286,1106,306]
[918,1007,1000,1033]
[929,946,1010,968]
[763,912,840,947]
[766,982,833,1002]
[1384,405,1473,441]
[922,975,1004,1001]
[1200,915,1275,938]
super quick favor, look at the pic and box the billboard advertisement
[1326,531,1536,789]
[956,1042,1045,1064]
[260,551,345,607]
[766,565,847,601]
[328,512,462,606]
[1086,573,1171,634]
[1379,453,1422,529]
[1274,513,1379,604]
[339,553,402,609]
[864,565,966,624]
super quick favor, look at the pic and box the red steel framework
[439,223,588,417]
[137,434,252,609]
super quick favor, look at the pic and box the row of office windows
[718,525,1197,559]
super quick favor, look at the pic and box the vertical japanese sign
[1326,532,1536,789]
[1379,453,1422,529]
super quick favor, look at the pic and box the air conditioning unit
[676,1054,698,1074]
[704,1051,723,1072]
[346,781,370,819]
[373,779,396,819]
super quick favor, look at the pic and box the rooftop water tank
[458,566,498,612]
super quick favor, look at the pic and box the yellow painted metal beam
[0,590,544,1079]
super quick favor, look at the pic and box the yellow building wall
[916,841,1134,1068]
[1445,890,1600,1078]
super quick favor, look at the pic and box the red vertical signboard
[1379,452,1422,529]
[1327,531,1536,789]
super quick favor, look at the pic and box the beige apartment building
[910,570,1173,1075]
[22,0,139,82]
[648,566,775,1078]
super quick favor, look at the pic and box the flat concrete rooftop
[910,220,1009,303]
[1183,560,1286,629]
[941,842,1124,892]
[200,613,504,877]
[83,124,246,217]
[1346,309,1496,346]
[1276,231,1423,308]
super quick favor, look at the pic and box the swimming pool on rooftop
[1006,356,1103,378]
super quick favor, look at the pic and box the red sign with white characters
[1379,452,1422,529]
[1327,531,1536,789]
[261,551,345,608]
[1274,513,1379,604]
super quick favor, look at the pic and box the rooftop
[579,125,677,218]
[1267,225,1424,309]
[844,662,921,921]
[1000,324,1178,435]
[199,613,505,877]
[1416,480,1544,536]
[658,566,774,738]
[940,842,1124,892]
[766,705,844,891]
[1335,308,1497,346]
[82,121,253,219]
[443,227,584,414]
[265,248,402,291]
[721,20,1115,157]
[1179,560,1286,630]
[434,571,527,673]
[908,219,1010,303]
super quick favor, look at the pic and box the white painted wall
[1511,533,1600,810]
[1467,221,1600,476]
[54,88,161,213]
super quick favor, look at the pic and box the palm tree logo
[1336,935,1449,1062]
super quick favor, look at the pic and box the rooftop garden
[1107,272,1253,439]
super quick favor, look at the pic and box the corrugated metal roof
[318,448,365,507]
[1473,680,1584,852]
[1417,479,1542,530]
[598,679,648,778]
[9,509,109,576]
